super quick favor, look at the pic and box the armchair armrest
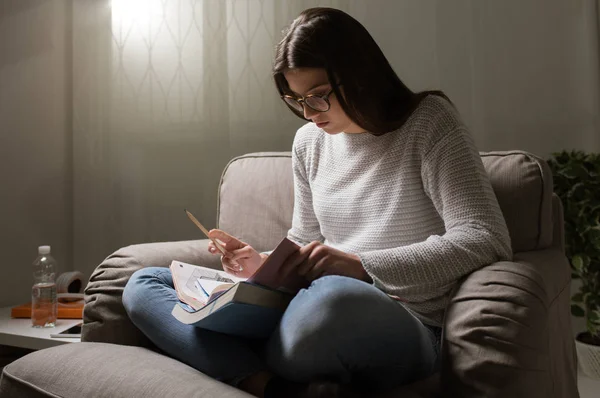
[441,247,577,398]
[82,239,221,346]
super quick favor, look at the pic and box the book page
[196,279,230,295]
[170,261,245,310]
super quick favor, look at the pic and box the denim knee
[266,275,439,383]
[266,276,377,379]
[122,267,168,321]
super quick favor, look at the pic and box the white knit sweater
[288,95,512,326]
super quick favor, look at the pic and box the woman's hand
[207,229,267,278]
[280,241,372,283]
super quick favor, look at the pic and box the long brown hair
[273,7,447,136]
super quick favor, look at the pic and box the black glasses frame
[281,87,335,113]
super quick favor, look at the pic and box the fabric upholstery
[8,150,575,398]
[480,151,554,252]
[217,152,294,252]
[551,194,565,251]
[441,249,574,397]
[82,239,220,345]
[0,343,252,398]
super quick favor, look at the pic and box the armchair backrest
[217,152,294,252]
[217,151,557,254]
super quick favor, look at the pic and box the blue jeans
[122,267,440,391]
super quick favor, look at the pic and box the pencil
[184,209,228,255]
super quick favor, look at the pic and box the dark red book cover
[248,238,309,294]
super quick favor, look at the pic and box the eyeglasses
[281,87,335,113]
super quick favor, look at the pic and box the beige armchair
[0,151,579,398]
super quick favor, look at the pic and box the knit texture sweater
[288,95,512,326]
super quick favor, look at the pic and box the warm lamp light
[111,0,163,28]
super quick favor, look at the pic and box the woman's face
[283,67,365,134]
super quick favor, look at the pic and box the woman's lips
[316,121,329,128]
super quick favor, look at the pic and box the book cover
[171,282,292,338]
[247,237,308,293]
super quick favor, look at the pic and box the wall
[351,0,600,158]
[0,0,72,307]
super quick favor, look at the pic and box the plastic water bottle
[31,245,58,328]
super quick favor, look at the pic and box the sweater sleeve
[287,143,325,246]
[358,126,512,298]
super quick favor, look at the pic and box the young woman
[123,7,512,398]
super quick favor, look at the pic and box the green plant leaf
[583,292,592,306]
[572,255,584,272]
[589,228,600,251]
[587,318,600,337]
[592,311,600,333]
[548,150,600,328]
[571,304,585,317]
[559,163,589,180]
[572,293,584,303]
[568,182,585,200]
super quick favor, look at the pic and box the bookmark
[194,280,210,299]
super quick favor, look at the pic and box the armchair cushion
[0,343,251,398]
[82,239,220,344]
[480,151,554,252]
[441,251,576,397]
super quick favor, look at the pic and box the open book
[170,237,307,338]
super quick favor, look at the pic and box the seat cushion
[0,343,252,398]
[0,343,439,398]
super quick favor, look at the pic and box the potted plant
[548,150,600,379]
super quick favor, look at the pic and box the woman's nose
[303,104,318,120]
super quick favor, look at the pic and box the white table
[0,307,81,350]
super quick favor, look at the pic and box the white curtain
[71,0,600,277]
[71,0,349,274]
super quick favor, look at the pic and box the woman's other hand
[280,241,372,282]
[207,229,268,278]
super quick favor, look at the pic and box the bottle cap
[38,246,51,255]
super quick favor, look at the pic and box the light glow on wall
[111,0,164,31]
